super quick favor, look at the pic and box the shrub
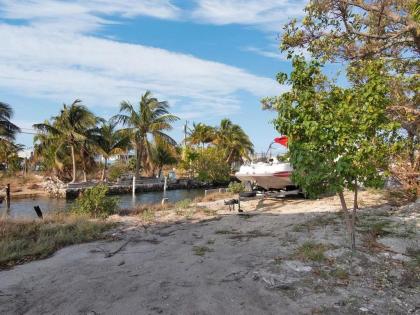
[228,181,245,193]
[108,162,130,182]
[72,184,118,218]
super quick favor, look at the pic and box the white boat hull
[235,162,294,190]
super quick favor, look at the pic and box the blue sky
[0,0,311,152]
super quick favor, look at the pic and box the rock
[377,237,409,254]
[391,253,411,262]
[324,248,350,259]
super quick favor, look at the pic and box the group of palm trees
[33,91,179,183]
[187,119,254,164]
[1,91,254,183]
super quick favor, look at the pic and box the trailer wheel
[239,191,257,198]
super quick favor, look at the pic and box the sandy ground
[0,191,419,315]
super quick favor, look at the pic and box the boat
[235,136,296,191]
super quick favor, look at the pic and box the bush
[108,162,130,182]
[72,185,118,218]
[228,181,245,193]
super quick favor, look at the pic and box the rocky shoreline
[43,178,224,199]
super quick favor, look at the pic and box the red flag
[274,136,288,147]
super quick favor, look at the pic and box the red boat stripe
[273,172,292,177]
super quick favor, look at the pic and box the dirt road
[1,193,418,314]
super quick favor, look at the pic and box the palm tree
[187,123,215,148]
[113,91,179,177]
[33,100,98,183]
[91,121,130,181]
[150,142,178,178]
[0,102,20,143]
[214,119,254,164]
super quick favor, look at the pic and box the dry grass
[0,214,114,269]
[385,188,417,206]
[0,173,42,187]
[194,192,234,203]
[292,214,338,232]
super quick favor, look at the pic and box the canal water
[1,189,205,219]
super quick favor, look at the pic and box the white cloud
[0,23,282,118]
[191,0,306,31]
[0,0,181,33]
[0,0,295,120]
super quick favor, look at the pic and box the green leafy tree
[265,57,399,249]
[194,147,230,183]
[33,100,98,183]
[113,91,179,178]
[280,0,419,191]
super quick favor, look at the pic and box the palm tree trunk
[226,149,234,164]
[101,157,108,181]
[70,145,76,183]
[81,149,87,183]
[135,143,141,178]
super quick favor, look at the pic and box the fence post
[132,176,136,196]
[5,184,10,209]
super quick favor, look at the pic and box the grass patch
[195,192,233,203]
[228,229,272,240]
[140,209,156,223]
[175,198,192,209]
[330,267,350,281]
[292,215,337,233]
[192,245,213,256]
[215,228,240,235]
[0,214,114,269]
[385,188,417,206]
[294,241,328,262]
[357,213,417,240]
[200,207,218,216]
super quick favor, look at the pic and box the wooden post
[34,206,43,219]
[5,184,10,209]
[132,176,136,196]
[163,176,168,198]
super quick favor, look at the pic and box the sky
[0,0,312,152]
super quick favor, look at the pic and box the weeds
[385,188,417,206]
[292,215,337,233]
[192,245,213,256]
[141,209,156,223]
[0,215,114,269]
[215,228,239,235]
[294,241,328,262]
[175,198,192,209]
[195,192,233,203]
[200,207,218,216]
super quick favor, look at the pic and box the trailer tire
[239,191,257,198]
